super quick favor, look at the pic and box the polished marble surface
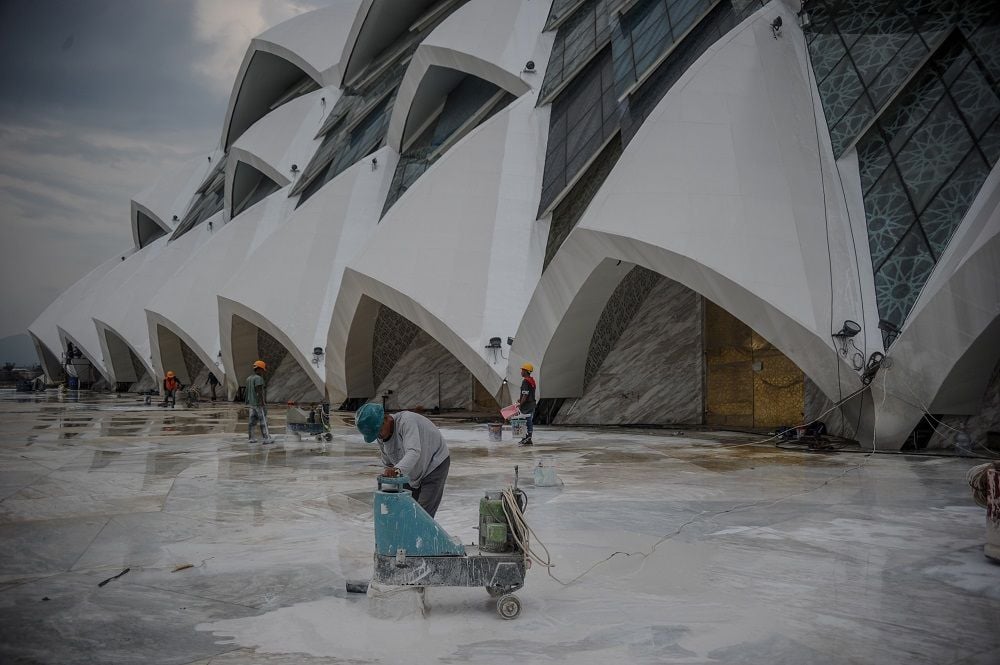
[0,390,997,664]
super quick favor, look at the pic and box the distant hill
[0,334,40,367]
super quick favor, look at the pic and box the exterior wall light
[312,346,323,366]
[878,319,901,348]
[832,319,862,356]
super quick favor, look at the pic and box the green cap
[356,402,384,443]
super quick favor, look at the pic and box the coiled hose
[968,462,1000,509]
[500,486,555,569]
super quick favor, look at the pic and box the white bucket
[511,416,527,438]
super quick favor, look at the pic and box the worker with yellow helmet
[245,359,274,444]
[516,362,536,446]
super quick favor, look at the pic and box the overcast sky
[0,0,331,340]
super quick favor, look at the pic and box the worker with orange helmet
[516,362,536,446]
[245,360,274,444]
[161,370,183,408]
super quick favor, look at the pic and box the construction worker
[161,371,182,408]
[207,372,219,401]
[245,360,274,444]
[355,402,450,518]
[516,362,536,446]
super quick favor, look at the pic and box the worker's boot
[518,435,533,446]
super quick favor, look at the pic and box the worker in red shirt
[161,371,182,408]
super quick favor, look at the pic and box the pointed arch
[145,310,223,388]
[327,268,504,404]
[387,45,530,152]
[131,201,169,249]
[221,46,320,153]
[218,297,324,403]
[93,319,154,389]
[29,332,65,384]
[56,326,109,384]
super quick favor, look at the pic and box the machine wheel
[496,594,521,620]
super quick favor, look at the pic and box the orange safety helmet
[253,360,267,371]
[520,362,534,373]
[166,371,175,378]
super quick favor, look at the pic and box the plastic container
[511,416,527,438]
[533,457,561,487]
[67,376,79,390]
[487,422,503,442]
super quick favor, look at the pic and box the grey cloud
[0,0,225,134]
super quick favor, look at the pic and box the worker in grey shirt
[356,402,450,517]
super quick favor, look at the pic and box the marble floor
[0,391,997,664]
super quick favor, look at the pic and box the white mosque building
[29,0,1000,452]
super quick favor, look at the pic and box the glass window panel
[918,148,990,258]
[565,105,604,165]
[833,4,882,49]
[539,46,618,214]
[929,39,971,87]
[905,0,958,49]
[878,67,945,154]
[539,0,612,101]
[866,35,929,109]
[979,115,1000,165]
[957,0,996,36]
[669,0,708,40]
[968,24,1000,83]
[831,93,875,157]
[566,125,607,177]
[625,0,666,36]
[808,32,847,83]
[818,55,865,129]
[850,32,911,85]
[894,96,974,211]
[630,9,671,72]
[865,166,918,269]
[546,0,587,30]
[667,0,701,21]
[874,224,936,329]
[857,132,893,194]
[950,61,1000,138]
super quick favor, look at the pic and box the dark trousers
[406,457,450,518]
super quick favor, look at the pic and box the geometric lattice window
[807,1,1000,343]
[859,32,999,341]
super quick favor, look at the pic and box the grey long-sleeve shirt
[376,411,449,488]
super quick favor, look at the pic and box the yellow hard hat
[253,360,267,371]
[520,362,534,372]
[166,371,175,378]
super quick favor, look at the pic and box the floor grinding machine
[351,468,530,619]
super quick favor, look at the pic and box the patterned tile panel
[806,1,1000,341]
